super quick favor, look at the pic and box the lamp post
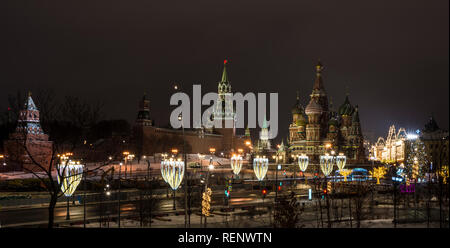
[290,154,296,188]
[118,161,122,228]
[57,156,83,221]
[336,152,347,184]
[161,158,185,211]
[128,153,135,179]
[253,156,269,181]
[203,161,214,228]
[178,113,189,227]
[320,153,335,228]
[275,156,282,204]
[145,156,153,227]
[230,153,243,204]
[83,167,87,228]
[253,156,269,207]
[298,154,309,184]
[123,151,129,179]
[320,153,335,178]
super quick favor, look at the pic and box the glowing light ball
[230,154,243,175]
[253,156,269,181]
[336,153,347,171]
[298,154,309,172]
[57,161,84,197]
[320,154,335,177]
[161,159,184,190]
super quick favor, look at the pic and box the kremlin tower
[3,92,53,172]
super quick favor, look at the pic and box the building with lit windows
[371,125,408,164]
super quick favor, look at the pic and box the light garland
[253,156,269,181]
[412,159,419,180]
[202,187,212,217]
[230,154,243,175]
[439,166,449,184]
[160,158,185,190]
[57,161,84,197]
[320,154,335,177]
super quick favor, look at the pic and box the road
[0,187,282,227]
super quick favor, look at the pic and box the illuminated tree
[370,166,387,184]
[405,138,428,180]
[340,169,353,182]
[202,187,212,217]
[439,165,449,184]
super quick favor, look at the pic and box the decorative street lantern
[298,154,309,172]
[336,153,347,171]
[161,158,185,210]
[320,154,335,177]
[253,156,269,181]
[231,154,243,175]
[161,158,185,190]
[57,159,84,220]
[57,161,84,197]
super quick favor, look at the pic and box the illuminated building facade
[371,125,408,164]
[288,61,365,164]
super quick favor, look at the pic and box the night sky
[1,0,448,143]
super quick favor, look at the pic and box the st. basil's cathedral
[288,61,366,165]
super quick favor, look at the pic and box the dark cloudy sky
[0,0,448,142]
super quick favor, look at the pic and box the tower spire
[221,59,228,83]
[313,59,325,91]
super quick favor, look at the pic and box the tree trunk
[48,193,58,228]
